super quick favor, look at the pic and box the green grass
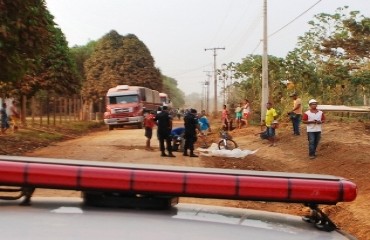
[18,121,105,142]
[19,129,65,141]
[53,121,105,134]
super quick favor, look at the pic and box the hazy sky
[45,0,370,96]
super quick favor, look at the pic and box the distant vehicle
[103,85,161,130]
[0,155,358,239]
[159,92,172,108]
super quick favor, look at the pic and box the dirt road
[25,125,202,166]
[25,120,370,240]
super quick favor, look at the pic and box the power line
[269,0,322,38]
[221,10,262,61]
[250,0,322,55]
[251,40,262,55]
[171,63,212,77]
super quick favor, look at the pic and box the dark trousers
[307,131,321,156]
[291,114,301,135]
[184,135,197,152]
[158,134,172,154]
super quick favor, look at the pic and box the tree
[22,26,80,96]
[120,34,162,91]
[294,7,370,105]
[0,0,54,86]
[232,55,285,110]
[162,75,185,108]
[319,9,370,60]
[70,41,97,85]
[82,31,162,101]
[0,1,80,98]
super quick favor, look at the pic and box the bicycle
[218,130,238,150]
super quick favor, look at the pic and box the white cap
[308,99,318,105]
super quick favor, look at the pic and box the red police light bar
[0,156,357,205]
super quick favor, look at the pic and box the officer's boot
[189,150,198,158]
[183,148,188,156]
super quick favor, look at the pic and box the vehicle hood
[0,198,354,240]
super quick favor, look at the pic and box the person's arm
[320,112,326,123]
[302,113,315,124]
[206,119,211,131]
[169,116,173,130]
[194,118,201,132]
[153,115,157,125]
[273,109,278,120]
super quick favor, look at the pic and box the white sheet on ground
[197,143,258,158]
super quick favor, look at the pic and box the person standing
[264,102,278,147]
[242,99,251,127]
[221,104,231,131]
[235,103,243,129]
[183,108,200,157]
[1,102,9,134]
[154,106,175,157]
[10,100,20,133]
[198,110,211,148]
[288,93,302,135]
[302,99,325,159]
[143,110,156,150]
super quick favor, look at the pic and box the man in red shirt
[143,110,156,150]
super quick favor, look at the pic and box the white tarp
[198,143,258,158]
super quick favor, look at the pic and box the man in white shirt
[302,99,326,159]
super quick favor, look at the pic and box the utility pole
[203,70,212,114]
[261,0,269,122]
[205,47,225,116]
[200,81,205,111]
[220,63,228,106]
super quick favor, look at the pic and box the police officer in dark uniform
[183,108,200,157]
[154,106,175,157]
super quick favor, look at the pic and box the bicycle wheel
[218,139,238,150]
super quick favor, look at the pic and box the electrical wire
[174,0,323,80]
[221,11,262,61]
[249,0,322,55]
[251,40,262,55]
[269,0,322,38]
[171,63,213,78]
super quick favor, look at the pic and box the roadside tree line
[1,3,368,125]
[221,7,370,117]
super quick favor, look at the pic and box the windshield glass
[109,95,139,104]
[160,96,167,104]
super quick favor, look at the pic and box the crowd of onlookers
[144,92,326,160]
[1,94,325,160]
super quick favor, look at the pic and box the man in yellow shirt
[265,102,278,146]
